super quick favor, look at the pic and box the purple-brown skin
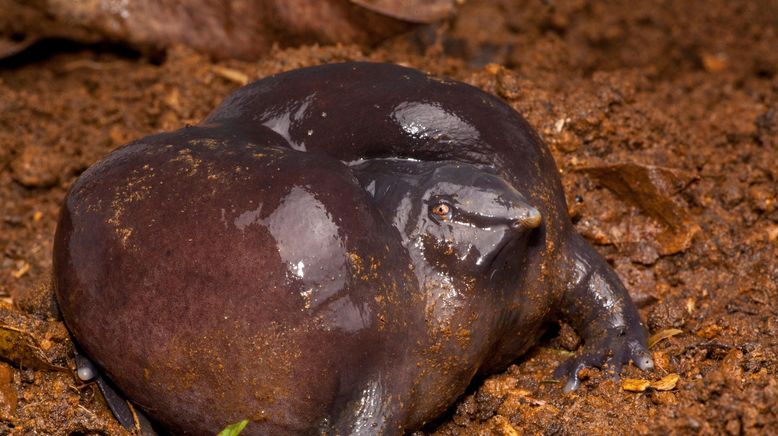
[54,62,653,435]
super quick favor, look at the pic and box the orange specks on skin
[171,147,202,176]
[106,170,155,249]
[188,138,221,150]
[348,252,363,277]
[455,327,471,348]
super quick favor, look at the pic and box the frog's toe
[604,346,626,380]
[553,345,609,392]
[74,350,158,435]
[554,328,653,392]
[629,339,654,371]
[75,353,97,381]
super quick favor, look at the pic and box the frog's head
[409,163,541,275]
[351,159,541,276]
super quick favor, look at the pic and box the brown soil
[1,1,777,434]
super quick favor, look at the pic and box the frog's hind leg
[553,234,654,391]
[75,350,158,435]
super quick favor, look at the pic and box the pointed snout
[510,206,542,230]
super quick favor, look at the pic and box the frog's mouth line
[486,241,515,283]
[486,234,519,271]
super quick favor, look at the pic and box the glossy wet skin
[54,62,652,435]
[352,159,541,276]
[348,159,553,424]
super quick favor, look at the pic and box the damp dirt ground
[1,1,777,434]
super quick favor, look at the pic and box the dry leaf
[650,373,680,391]
[648,328,683,348]
[578,162,699,255]
[351,0,457,23]
[14,0,424,60]
[212,66,249,86]
[623,374,680,392]
[0,324,65,371]
[622,378,651,392]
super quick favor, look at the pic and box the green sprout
[217,419,249,436]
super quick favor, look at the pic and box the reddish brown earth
[1,1,776,434]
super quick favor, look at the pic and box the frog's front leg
[554,234,654,391]
[75,350,157,435]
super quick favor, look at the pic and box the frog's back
[206,61,572,258]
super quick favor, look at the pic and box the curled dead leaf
[622,378,651,392]
[351,0,458,23]
[11,0,428,61]
[0,307,67,372]
[0,324,65,371]
[623,374,681,392]
[212,66,249,86]
[650,373,680,391]
[648,328,683,348]
[577,162,699,255]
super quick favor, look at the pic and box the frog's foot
[554,234,654,392]
[553,326,653,392]
[75,350,158,435]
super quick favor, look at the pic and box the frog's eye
[431,203,451,222]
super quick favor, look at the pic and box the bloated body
[54,62,651,435]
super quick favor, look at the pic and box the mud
[1,0,776,434]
